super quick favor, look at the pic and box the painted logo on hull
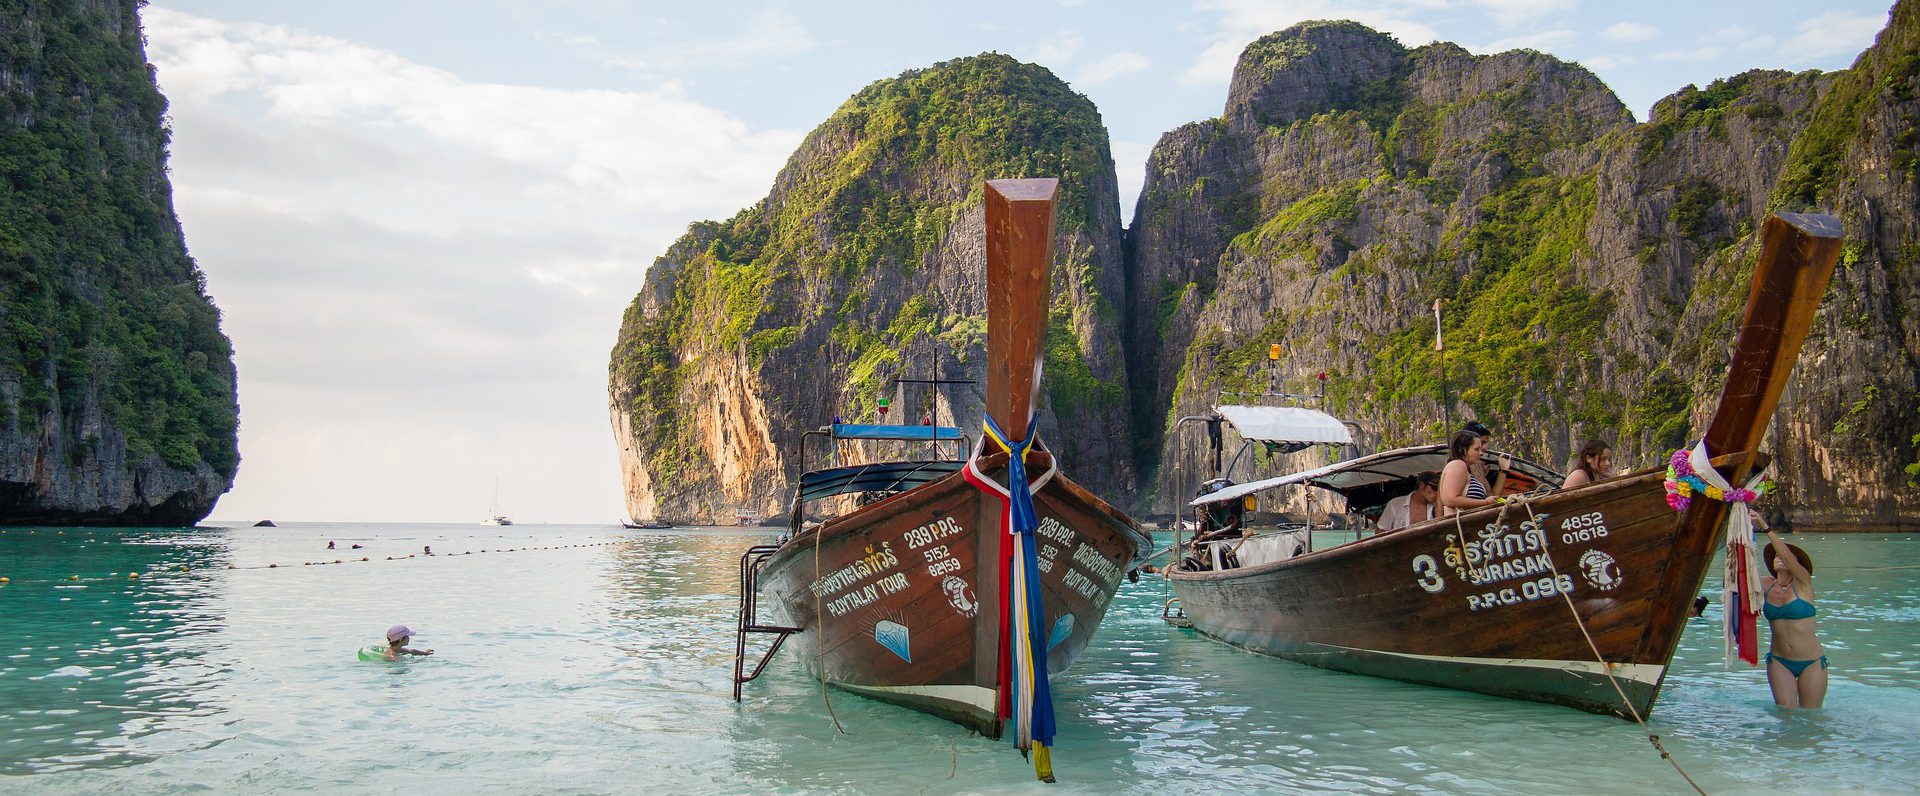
[1579,550,1622,591]
[1047,613,1075,651]
[875,620,911,662]
[942,575,978,618]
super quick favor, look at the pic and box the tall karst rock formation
[1129,9,1920,529]
[610,54,1133,523]
[0,0,239,525]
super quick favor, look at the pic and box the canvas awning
[830,423,962,441]
[1190,444,1564,510]
[1214,405,1352,445]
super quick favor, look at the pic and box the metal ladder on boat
[732,544,802,700]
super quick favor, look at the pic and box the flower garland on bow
[1662,448,1773,511]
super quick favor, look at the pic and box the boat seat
[796,461,964,505]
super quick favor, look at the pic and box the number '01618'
[1559,511,1608,544]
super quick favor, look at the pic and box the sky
[144,1,1896,524]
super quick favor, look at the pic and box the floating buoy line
[0,528,629,588]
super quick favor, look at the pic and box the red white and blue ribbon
[963,412,1059,779]
[1683,441,1769,667]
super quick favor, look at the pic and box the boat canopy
[796,460,963,505]
[830,423,963,441]
[1214,405,1352,445]
[1190,444,1564,512]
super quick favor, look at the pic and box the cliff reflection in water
[0,527,231,773]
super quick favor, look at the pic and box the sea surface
[1,523,1916,794]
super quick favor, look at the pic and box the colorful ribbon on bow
[1673,440,1770,667]
[963,412,1060,782]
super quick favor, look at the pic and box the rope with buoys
[0,539,629,587]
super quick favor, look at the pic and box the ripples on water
[1,525,1915,793]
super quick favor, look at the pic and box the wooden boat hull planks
[755,459,1143,736]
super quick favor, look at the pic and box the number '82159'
[1559,511,1608,544]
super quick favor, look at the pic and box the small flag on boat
[1432,299,1443,351]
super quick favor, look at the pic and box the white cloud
[1653,46,1727,62]
[1180,0,1441,86]
[1027,31,1087,67]
[1469,28,1575,54]
[1075,52,1152,86]
[1467,0,1578,22]
[1602,22,1657,43]
[1582,54,1639,70]
[1779,9,1884,64]
[143,8,800,522]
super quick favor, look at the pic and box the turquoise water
[2,524,1916,794]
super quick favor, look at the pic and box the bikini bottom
[1766,652,1829,679]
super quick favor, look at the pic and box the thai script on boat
[1448,519,1547,568]
[903,516,963,549]
[1071,542,1121,586]
[810,541,898,597]
[825,572,911,617]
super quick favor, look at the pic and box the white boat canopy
[1191,444,1564,509]
[1214,405,1352,445]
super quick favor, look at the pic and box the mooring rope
[811,522,847,735]
[1510,496,1710,796]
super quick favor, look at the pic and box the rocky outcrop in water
[609,55,1133,523]
[1130,10,1920,529]
[0,0,238,525]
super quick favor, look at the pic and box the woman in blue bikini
[1761,530,1826,708]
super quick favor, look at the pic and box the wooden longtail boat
[1168,212,1843,718]
[733,179,1151,767]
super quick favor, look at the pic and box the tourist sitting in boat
[1761,528,1826,708]
[1459,421,1509,491]
[1377,471,1439,532]
[1561,439,1615,488]
[1439,430,1509,515]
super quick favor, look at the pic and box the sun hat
[386,624,414,643]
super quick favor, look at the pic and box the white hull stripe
[831,682,998,712]
[1323,644,1667,686]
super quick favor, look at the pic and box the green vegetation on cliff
[611,53,1128,506]
[0,1,237,477]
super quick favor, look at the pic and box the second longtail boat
[732,178,1151,781]
[1168,212,1844,719]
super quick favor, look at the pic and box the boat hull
[1171,467,1728,718]
[756,460,1146,736]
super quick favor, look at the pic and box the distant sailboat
[481,477,513,526]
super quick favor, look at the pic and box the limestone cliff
[1130,11,1920,529]
[609,54,1133,523]
[0,0,238,525]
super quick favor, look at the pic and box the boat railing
[732,544,803,700]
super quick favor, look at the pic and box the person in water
[1439,430,1509,515]
[1760,531,1825,708]
[1561,439,1615,488]
[1691,596,1709,618]
[380,625,434,662]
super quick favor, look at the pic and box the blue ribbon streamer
[982,412,1054,749]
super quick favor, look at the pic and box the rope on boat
[1509,496,1711,796]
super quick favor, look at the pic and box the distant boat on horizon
[481,477,512,526]
[622,518,674,529]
